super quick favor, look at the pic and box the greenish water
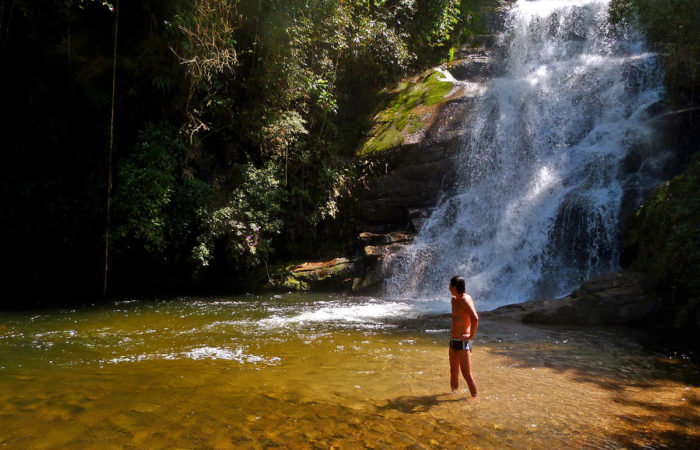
[1,293,698,448]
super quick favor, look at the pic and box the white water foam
[257,298,450,328]
[101,346,279,365]
[185,346,275,363]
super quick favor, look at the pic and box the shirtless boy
[449,276,478,397]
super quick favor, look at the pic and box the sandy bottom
[0,296,698,448]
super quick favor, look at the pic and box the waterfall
[384,0,667,310]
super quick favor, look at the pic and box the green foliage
[625,155,700,327]
[1,0,484,301]
[410,0,462,47]
[114,124,208,256]
[309,167,349,225]
[609,0,700,107]
[77,0,114,12]
[196,162,284,268]
[259,111,308,156]
[172,0,478,266]
[612,0,700,328]
[114,123,283,272]
[345,17,413,84]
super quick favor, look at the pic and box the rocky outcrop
[358,231,412,248]
[352,231,414,292]
[266,232,414,293]
[355,11,504,233]
[446,47,495,81]
[270,257,364,291]
[483,271,658,326]
[350,10,507,284]
[355,73,483,232]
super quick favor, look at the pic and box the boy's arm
[464,296,479,339]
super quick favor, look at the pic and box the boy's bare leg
[459,349,478,397]
[449,347,460,392]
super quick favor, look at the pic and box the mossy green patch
[357,70,454,156]
[264,262,309,291]
[280,276,310,291]
[624,153,700,327]
[265,258,359,291]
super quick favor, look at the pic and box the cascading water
[384,0,668,310]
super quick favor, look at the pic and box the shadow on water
[478,319,700,448]
[480,321,700,386]
[604,384,700,448]
[375,393,463,414]
[385,315,700,446]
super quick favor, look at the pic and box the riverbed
[1,294,698,448]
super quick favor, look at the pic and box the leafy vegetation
[611,0,699,331]
[623,155,700,328]
[0,0,484,305]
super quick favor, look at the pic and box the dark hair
[450,276,465,294]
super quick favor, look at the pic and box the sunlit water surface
[1,294,698,448]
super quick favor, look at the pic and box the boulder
[352,231,415,293]
[483,271,659,326]
[358,231,412,246]
[445,51,494,81]
[271,257,364,291]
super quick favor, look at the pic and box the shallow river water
[1,294,698,448]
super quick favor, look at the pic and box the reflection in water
[0,294,698,448]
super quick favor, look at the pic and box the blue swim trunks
[449,338,472,351]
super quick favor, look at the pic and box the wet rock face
[351,9,508,289]
[358,139,465,232]
[352,232,414,293]
[541,194,617,292]
[484,271,658,326]
[447,52,494,81]
[355,5,506,234]
[357,74,489,232]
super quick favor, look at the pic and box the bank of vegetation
[611,0,700,332]
[0,0,486,307]
[2,0,698,323]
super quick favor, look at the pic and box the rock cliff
[355,37,501,234]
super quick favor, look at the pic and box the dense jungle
[2,0,488,301]
[0,0,697,330]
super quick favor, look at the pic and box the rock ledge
[483,271,658,326]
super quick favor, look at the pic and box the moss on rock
[623,153,700,327]
[280,275,310,291]
[267,258,363,291]
[357,70,455,156]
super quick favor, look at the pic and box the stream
[1,294,698,448]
